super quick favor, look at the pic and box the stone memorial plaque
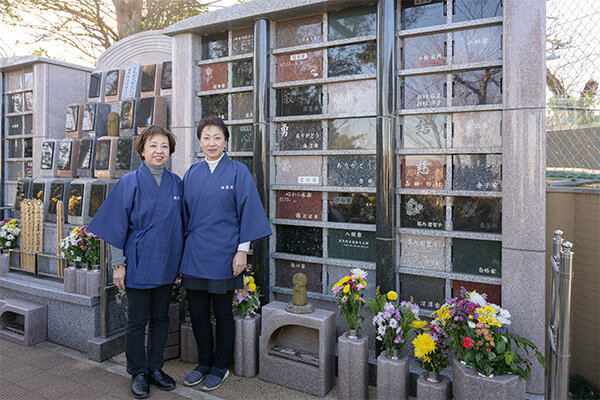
[68,184,84,217]
[399,274,445,310]
[277,121,323,151]
[7,71,22,92]
[328,117,376,150]
[24,139,32,158]
[400,234,446,271]
[232,28,254,55]
[275,156,322,186]
[231,156,253,173]
[453,197,501,233]
[402,33,446,69]
[23,91,33,112]
[276,15,322,48]
[401,0,446,30]
[201,94,228,119]
[115,138,133,170]
[65,105,79,132]
[89,184,106,217]
[276,225,322,257]
[328,229,376,262]
[201,62,228,91]
[454,0,502,22]
[453,68,502,106]
[202,32,228,60]
[328,5,376,40]
[161,61,172,90]
[78,138,93,169]
[41,142,54,170]
[104,70,120,96]
[327,265,376,299]
[57,141,72,170]
[82,103,96,131]
[230,125,253,152]
[328,156,376,187]
[454,26,502,64]
[8,140,22,158]
[8,93,23,113]
[120,64,141,100]
[48,183,64,215]
[8,116,22,136]
[452,111,501,148]
[328,80,376,115]
[32,183,45,201]
[401,114,446,148]
[232,60,253,88]
[401,155,446,189]
[452,280,501,305]
[232,91,253,120]
[276,190,322,221]
[24,115,32,135]
[89,71,102,98]
[136,97,154,127]
[276,260,322,293]
[452,238,501,277]
[15,180,29,211]
[400,195,445,229]
[453,154,502,191]
[276,85,322,116]
[95,140,110,170]
[327,192,375,224]
[402,74,446,109]
[276,50,323,83]
[141,64,157,93]
[328,42,376,77]
[120,99,135,129]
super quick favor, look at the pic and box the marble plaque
[276,15,322,48]
[201,94,228,119]
[401,0,446,30]
[402,74,446,109]
[327,192,375,224]
[328,156,375,187]
[275,156,322,186]
[8,93,23,113]
[399,274,445,310]
[57,141,72,170]
[453,197,501,233]
[120,64,141,100]
[230,125,253,152]
[276,225,322,257]
[452,111,501,148]
[328,117,376,150]
[276,85,322,116]
[276,190,322,221]
[78,138,93,169]
[8,116,22,136]
[89,184,106,217]
[452,280,501,305]
[202,32,228,60]
[65,105,79,132]
[23,91,33,112]
[328,42,376,77]
[400,234,446,271]
[452,238,501,277]
[68,184,84,217]
[41,142,54,170]
[453,68,502,106]
[327,265,376,299]
[24,69,33,89]
[232,60,253,88]
[104,70,120,96]
[232,28,254,55]
[453,0,502,22]
[7,71,22,92]
[120,100,135,129]
[82,103,96,131]
[32,183,45,201]
[8,140,22,158]
[328,229,376,262]
[201,62,228,91]
[328,5,376,40]
[95,140,110,170]
[328,80,376,115]
[454,26,502,64]
[161,61,172,90]
[141,64,157,93]
[275,260,322,293]
[402,33,446,69]
[136,97,154,128]
[48,183,64,215]
[231,156,253,173]
[24,139,32,158]
[401,155,446,189]
[115,138,133,170]
[89,71,102,98]
[276,50,323,82]
[231,91,253,120]
[401,114,446,148]
[24,115,32,135]
[453,154,502,191]
[400,195,445,230]
[277,121,322,151]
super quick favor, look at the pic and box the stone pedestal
[63,267,77,293]
[85,269,101,297]
[377,352,408,400]
[337,332,368,400]
[234,313,261,377]
[417,371,451,400]
[76,267,87,295]
[180,321,198,363]
[0,253,9,276]
[451,358,525,400]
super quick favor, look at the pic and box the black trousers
[187,289,234,369]
[125,284,172,375]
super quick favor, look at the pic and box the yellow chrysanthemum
[248,276,255,283]
[332,282,340,289]
[243,275,249,285]
[354,294,359,300]
[412,333,436,359]
[342,295,348,301]
[340,276,351,284]
[387,291,398,301]
[469,314,474,320]
[484,305,495,314]
[432,306,451,322]
[423,355,431,363]
[410,320,427,329]
[361,280,367,286]
[343,284,350,294]
[9,219,16,223]
[248,283,257,292]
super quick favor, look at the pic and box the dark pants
[125,284,172,375]
[187,289,234,369]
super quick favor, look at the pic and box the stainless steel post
[99,240,108,338]
[546,230,563,398]
[555,241,573,400]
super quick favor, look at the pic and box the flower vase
[337,330,368,400]
[76,264,88,295]
[0,251,9,276]
[451,358,526,400]
[377,351,408,400]
[63,264,77,293]
[86,265,101,297]
[179,320,198,363]
[233,313,261,377]
[417,371,451,400]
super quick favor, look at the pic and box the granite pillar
[337,332,368,400]
[233,314,261,377]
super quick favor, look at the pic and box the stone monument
[107,112,119,136]
[285,273,314,314]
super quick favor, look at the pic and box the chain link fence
[546,0,600,179]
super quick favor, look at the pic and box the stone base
[87,332,124,362]
[234,314,260,377]
[0,297,47,346]
[285,302,314,314]
[377,353,408,400]
[0,253,8,276]
[451,358,526,400]
[180,321,198,363]
[417,371,451,400]
[337,332,368,400]
[86,269,101,297]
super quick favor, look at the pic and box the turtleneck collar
[205,153,225,173]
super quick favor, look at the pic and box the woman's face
[141,133,170,168]
[200,125,228,161]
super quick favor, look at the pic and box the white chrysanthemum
[350,268,367,278]
[468,321,476,329]
[389,318,398,329]
[468,291,487,307]
[377,325,386,335]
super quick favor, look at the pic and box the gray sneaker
[200,367,229,391]
[183,365,210,387]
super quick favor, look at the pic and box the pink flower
[463,337,473,349]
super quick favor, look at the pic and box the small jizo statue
[286,272,314,314]
[107,112,120,136]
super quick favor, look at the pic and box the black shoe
[147,368,176,391]
[131,373,150,399]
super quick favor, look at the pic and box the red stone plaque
[201,62,228,91]
[276,190,322,221]
[401,155,445,189]
[276,50,323,83]
[452,280,501,305]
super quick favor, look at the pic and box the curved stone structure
[96,30,172,70]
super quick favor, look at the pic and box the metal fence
[546,0,600,179]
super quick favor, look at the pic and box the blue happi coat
[180,153,271,280]
[88,162,184,289]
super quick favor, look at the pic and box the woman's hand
[113,266,126,290]
[232,251,247,276]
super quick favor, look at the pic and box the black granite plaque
[230,125,253,152]
[231,156,253,173]
[401,0,446,30]
[120,99,135,129]
[327,192,375,224]
[65,105,79,132]
[276,85,322,116]
[327,156,376,187]
[88,184,106,217]
[8,93,23,113]
[399,274,445,310]
[48,183,64,215]
[201,94,228,120]
[24,115,32,135]
[202,32,228,60]
[141,64,157,93]
[453,154,502,191]
[78,138,94,169]
[136,97,154,127]
[454,0,502,22]
[24,138,32,158]
[453,26,502,64]
[275,260,322,293]
[277,121,323,150]
[104,70,120,96]
[232,60,253,88]
[453,197,501,233]
[161,61,172,90]
[41,141,54,170]
[402,33,446,69]
[57,140,72,170]
[328,229,376,262]
[8,116,22,136]
[68,184,84,217]
[453,68,502,106]
[276,225,322,257]
[89,71,102,98]
[232,28,254,55]
[23,91,33,112]
[328,118,376,150]
[328,5,376,40]
[8,140,22,158]
[232,92,253,120]
[95,140,110,170]
[82,103,96,131]
[401,114,446,148]
[32,183,45,201]
[453,239,501,277]
[15,180,30,211]
[328,41,376,77]
[276,15,322,48]
[400,195,445,229]
[402,74,446,108]
[115,138,133,170]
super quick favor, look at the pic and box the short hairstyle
[134,125,176,159]
[196,115,229,142]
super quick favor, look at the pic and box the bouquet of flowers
[233,274,261,317]
[59,225,98,264]
[0,218,20,251]
[331,268,368,332]
[412,319,450,373]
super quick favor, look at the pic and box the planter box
[233,313,261,377]
[451,358,526,400]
